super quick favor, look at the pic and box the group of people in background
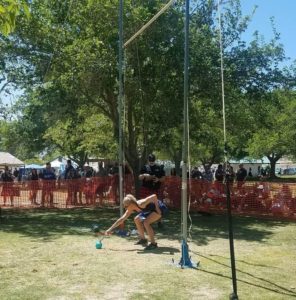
[0,160,126,207]
[0,156,274,209]
[190,163,245,186]
[190,163,271,187]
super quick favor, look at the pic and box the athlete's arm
[105,209,133,234]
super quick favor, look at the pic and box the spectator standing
[191,167,203,180]
[1,166,15,206]
[13,168,19,179]
[28,168,39,205]
[139,154,165,199]
[139,154,165,228]
[214,164,225,194]
[215,164,224,182]
[95,162,109,206]
[261,167,266,177]
[81,165,94,178]
[106,162,119,204]
[203,165,213,182]
[65,160,80,205]
[40,162,56,207]
[236,163,247,188]
[64,159,75,179]
[96,162,108,177]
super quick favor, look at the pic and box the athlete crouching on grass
[105,194,161,250]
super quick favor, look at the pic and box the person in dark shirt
[215,164,224,182]
[191,167,203,179]
[1,166,15,206]
[28,168,39,205]
[139,154,165,228]
[64,160,80,205]
[13,168,19,178]
[64,160,76,179]
[40,162,56,207]
[139,154,165,198]
[203,164,213,182]
[236,164,247,188]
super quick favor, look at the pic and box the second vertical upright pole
[118,0,124,216]
[179,0,195,268]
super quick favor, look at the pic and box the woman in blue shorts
[105,194,165,250]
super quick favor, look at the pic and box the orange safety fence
[157,177,296,220]
[0,175,295,220]
[0,174,135,209]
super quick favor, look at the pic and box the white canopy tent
[0,152,25,168]
[25,164,44,169]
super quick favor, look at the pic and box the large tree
[247,90,296,177]
[0,0,295,183]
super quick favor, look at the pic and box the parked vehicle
[282,168,296,175]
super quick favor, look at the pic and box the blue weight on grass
[96,241,102,249]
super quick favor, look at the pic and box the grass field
[0,207,296,300]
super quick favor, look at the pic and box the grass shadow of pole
[194,251,296,298]
[197,268,296,298]
[225,174,239,300]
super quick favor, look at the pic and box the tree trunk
[124,141,146,198]
[128,155,141,197]
[267,153,282,178]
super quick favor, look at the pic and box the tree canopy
[0,0,295,178]
[0,0,29,35]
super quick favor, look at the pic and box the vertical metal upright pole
[181,0,190,243]
[218,1,238,298]
[118,0,124,216]
[179,0,195,269]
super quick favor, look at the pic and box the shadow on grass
[105,246,180,255]
[205,253,280,268]
[157,210,294,246]
[192,251,296,297]
[137,246,180,255]
[0,207,294,246]
[0,207,118,241]
[194,252,296,298]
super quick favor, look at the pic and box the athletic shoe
[144,242,158,250]
[134,238,148,245]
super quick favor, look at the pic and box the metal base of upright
[229,292,239,300]
[178,239,199,269]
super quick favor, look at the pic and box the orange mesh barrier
[187,180,296,219]
[0,176,295,220]
[162,176,182,208]
[0,176,119,208]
